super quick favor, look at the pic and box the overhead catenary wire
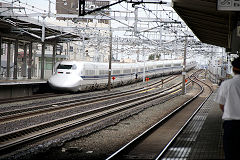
[1,0,212,59]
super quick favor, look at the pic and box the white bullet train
[48,59,196,92]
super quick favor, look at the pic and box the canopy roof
[172,0,238,48]
[0,13,79,44]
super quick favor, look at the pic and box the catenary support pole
[108,26,112,91]
[143,47,146,82]
[182,36,187,95]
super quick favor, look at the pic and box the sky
[1,0,214,62]
[1,0,179,37]
[1,0,185,43]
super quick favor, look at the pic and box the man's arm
[220,104,224,112]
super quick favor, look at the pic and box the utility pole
[108,24,113,91]
[83,34,86,60]
[182,36,187,95]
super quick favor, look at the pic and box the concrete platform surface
[162,91,225,159]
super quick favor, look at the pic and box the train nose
[48,75,82,91]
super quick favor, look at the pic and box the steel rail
[105,71,206,160]
[0,75,176,105]
[0,77,186,154]
[155,72,213,159]
[0,75,178,121]
[0,93,70,105]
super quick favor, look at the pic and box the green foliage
[148,54,161,60]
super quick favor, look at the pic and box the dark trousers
[223,120,240,160]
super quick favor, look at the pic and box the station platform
[0,78,48,99]
[0,78,46,85]
[162,91,225,159]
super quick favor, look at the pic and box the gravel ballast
[25,81,202,160]
[1,72,207,160]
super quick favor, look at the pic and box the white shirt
[215,74,240,120]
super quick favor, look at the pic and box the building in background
[56,0,110,24]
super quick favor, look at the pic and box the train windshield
[57,64,77,70]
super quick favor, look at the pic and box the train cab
[48,61,83,92]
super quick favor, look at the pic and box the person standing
[215,57,240,160]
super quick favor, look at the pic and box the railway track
[105,71,212,159]
[0,74,188,157]
[0,93,70,105]
[0,75,178,122]
[0,75,176,105]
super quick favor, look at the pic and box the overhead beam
[57,13,181,23]
[79,0,126,16]
[79,0,167,16]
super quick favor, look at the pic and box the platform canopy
[0,14,80,44]
[172,0,238,49]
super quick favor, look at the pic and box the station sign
[217,0,240,11]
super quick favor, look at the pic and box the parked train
[48,59,196,92]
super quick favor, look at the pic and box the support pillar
[0,36,2,77]
[22,43,27,77]
[13,39,18,79]
[41,15,46,80]
[28,42,33,79]
[7,42,11,78]
[52,43,56,74]
[41,43,45,80]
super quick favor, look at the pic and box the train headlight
[72,64,77,70]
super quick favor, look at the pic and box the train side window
[164,64,171,67]
[174,64,181,67]
[86,70,95,75]
[123,69,131,74]
[113,70,120,74]
[100,70,108,75]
